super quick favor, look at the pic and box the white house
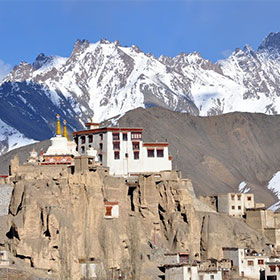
[264,259,280,280]
[217,193,255,217]
[223,247,268,279]
[73,120,172,176]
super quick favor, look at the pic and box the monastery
[40,115,172,176]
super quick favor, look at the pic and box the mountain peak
[33,53,51,70]
[258,32,280,53]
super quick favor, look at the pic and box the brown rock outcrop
[3,166,270,279]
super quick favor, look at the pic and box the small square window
[132,142,140,150]
[147,149,154,157]
[248,260,254,266]
[232,206,235,210]
[210,275,214,280]
[157,149,164,157]
[113,133,119,141]
[88,135,93,143]
[247,196,252,201]
[100,134,103,141]
[125,153,128,158]
[231,194,235,200]
[237,195,241,200]
[258,259,264,265]
[113,143,120,150]
[238,206,241,210]
[270,265,276,272]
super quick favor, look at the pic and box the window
[134,151,139,160]
[147,149,155,157]
[99,143,103,150]
[123,133,127,141]
[131,132,142,140]
[258,259,264,265]
[125,153,128,158]
[210,275,214,280]
[179,254,189,264]
[232,206,235,210]
[81,146,85,153]
[247,260,254,266]
[113,133,119,140]
[157,149,164,157]
[100,134,103,141]
[105,206,112,217]
[113,143,120,150]
[231,194,235,200]
[81,136,86,144]
[114,151,120,160]
[237,195,241,200]
[238,206,241,210]
[132,142,140,150]
[247,196,252,201]
[99,154,103,162]
[88,135,93,143]
[270,265,276,272]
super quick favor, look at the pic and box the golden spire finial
[63,120,69,140]
[56,114,62,136]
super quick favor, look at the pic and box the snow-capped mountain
[1,32,280,154]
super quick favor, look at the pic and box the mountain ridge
[1,32,280,154]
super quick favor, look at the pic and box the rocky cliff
[1,160,270,279]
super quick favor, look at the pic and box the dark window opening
[247,196,252,201]
[132,142,140,150]
[113,142,120,150]
[123,133,128,141]
[81,146,85,154]
[147,149,154,157]
[99,154,103,162]
[179,254,189,264]
[81,136,86,144]
[114,151,120,160]
[99,143,103,150]
[100,134,103,141]
[134,151,139,160]
[113,133,120,140]
[238,206,241,210]
[125,153,128,158]
[88,135,93,143]
[157,149,164,157]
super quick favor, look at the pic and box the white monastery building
[217,193,255,217]
[73,119,172,176]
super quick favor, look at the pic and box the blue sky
[0,0,279,79]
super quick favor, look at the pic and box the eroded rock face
[4,168,269,279]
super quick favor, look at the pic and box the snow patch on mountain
[238,181,250,193]
[267,171,280,200]
[0,119,36,154]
